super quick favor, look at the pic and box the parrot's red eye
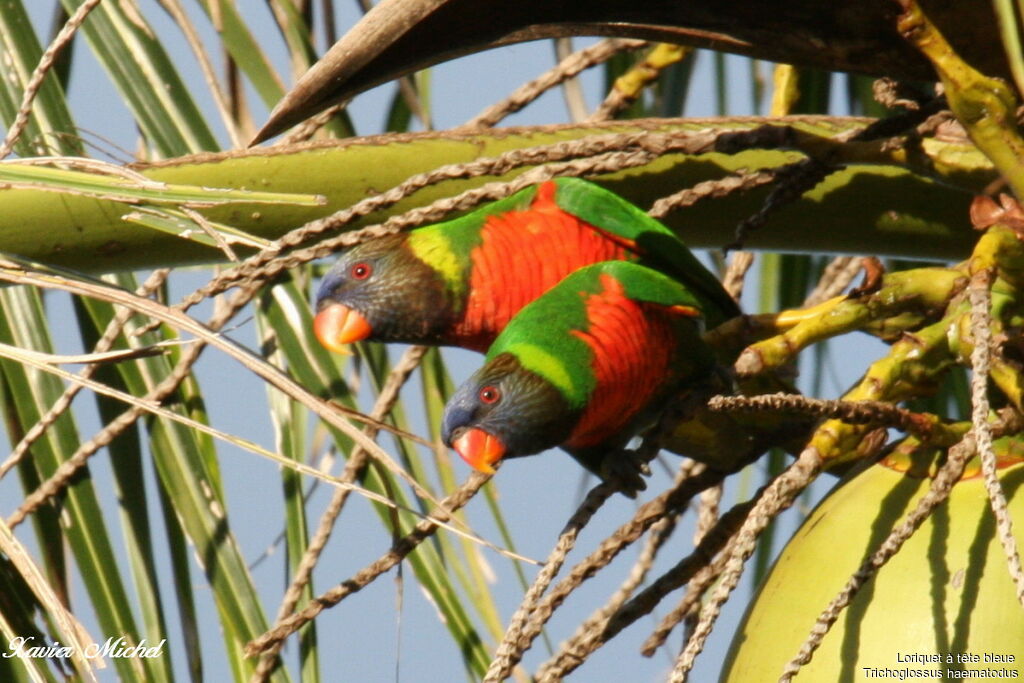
[350,262,372,280]
[478,385,501,404]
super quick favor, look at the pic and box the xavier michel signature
[4,636,166,660]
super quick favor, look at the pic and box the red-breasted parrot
[440,260,719,489]
[314,178,739,354]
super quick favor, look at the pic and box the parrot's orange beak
[452,428,505,474]
[313,303,372,354]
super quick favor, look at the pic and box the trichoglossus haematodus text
[441,260,722,492]
[314,178,739,354]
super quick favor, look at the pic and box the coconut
[721,436,1024,681]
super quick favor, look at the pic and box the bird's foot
[598,448,653,498]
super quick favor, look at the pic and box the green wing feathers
[551,178,739,326]
[487,261,711,407]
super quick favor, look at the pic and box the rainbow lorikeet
[440,260,721,490]
[314,178,739,354]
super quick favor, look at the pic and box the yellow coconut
[721,437,1024,682]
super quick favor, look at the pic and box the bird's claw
[599,448,653,498]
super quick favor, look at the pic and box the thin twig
[485,463,725,680]
[462,39,646,129]
[640,552,730,657]
[0,269,170,480]
[157,123,824,328]
[671,447,823,681]
[280,103,346,146]
[648,169,778,219]
[221,145,679,299]
[720,251,755,302]
[245,471,493,656]
[779,431,979,681]
[0,264,450,521]
[803,256,861,307]
[0,0,102,159]
[779,406,1024,679]
[490,414,705,679]
[727,159,835,251]
[4,314,518,568]
[707,393,942,440]
[589,44,690,122]
[554,38,590,124]
[484,482,618,681]
[5,280,253,528]
[155,0,245,148]
[0,518,100,682]
[0,341,174,365]
[968,268,1024,605]
[536,517,679,682]
[721,93,948,251]
[538,490,759,679]
[157,130,706,325]
[682,483,723,641]
[252,345,430,681]
[533,471,693,680]
[181,206,239,261]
